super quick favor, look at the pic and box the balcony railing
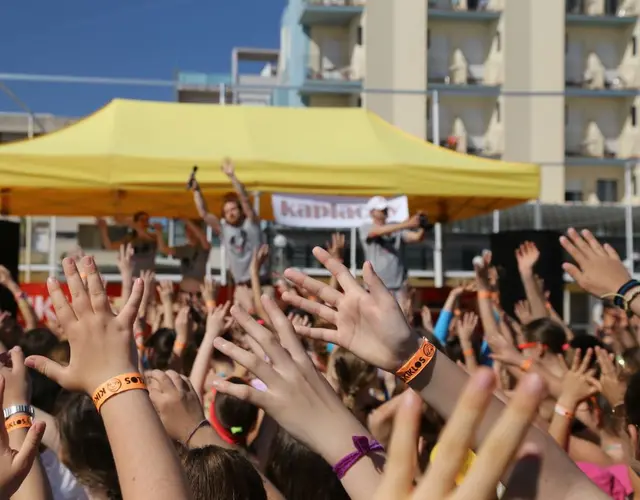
[300,0,365,25]
[566,0,630,16]
[305,0,365,5]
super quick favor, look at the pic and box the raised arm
[183,219,211,249]
[0,267,37,330]
[191,181,222,234]
[221,158,258,223]
[96,218,123,251]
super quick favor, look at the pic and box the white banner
[271,194,409,228]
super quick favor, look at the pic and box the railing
[305,0,365,6]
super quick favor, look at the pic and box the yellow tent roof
[0,98,539,221]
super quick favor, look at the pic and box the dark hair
[331,348,377,414]
[266,428,350,500]
[522,318,566,354]
[178,444,266,500]
[213,377,259,444]
[133,211,149,222]
[19,327,59,357]
[144,328,177,370]
[625,371,640,427]
[29,370,62,414]
[56,392,121,500]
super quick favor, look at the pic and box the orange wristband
[478,290,492,299]
[92,373,147,412]
[520,359,533,372]
[206,300,216,310]
[396,339,437,384]
[173,340,186,352]
[5,414,31,432]
[463,348,474,356]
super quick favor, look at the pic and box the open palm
[282,248,421,372]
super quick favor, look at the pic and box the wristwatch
[3,404,35,420]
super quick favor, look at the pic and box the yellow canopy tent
[0,99,539,221]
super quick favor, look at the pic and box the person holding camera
[359,196,427,302]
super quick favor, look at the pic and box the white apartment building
[277,0,640,206]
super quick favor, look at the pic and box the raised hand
[0,266,14,288]
[206,301,231,337]
[558,349,599,408]
[457,312,478,343]
[515,241,540,276]
[560,228,630,298]
[220,157,235,177]
[420,305,433,332]
[24,257,144,394]
[282,247,422,372]
[327,233,346,260]
[156,281,174,303]
[147,370,206,443]
[514,300,532,325]
[374,369,545,500]
[594,346,626,407]
[211,298,378,463]
[0,375,45,499]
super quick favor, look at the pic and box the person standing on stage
[97,211,161,277]
[156,219,212,295]
[359,196,426,303]
[190,158,269,311]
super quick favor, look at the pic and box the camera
[418,214,433,231]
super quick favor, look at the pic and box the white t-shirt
[40,449,89,500]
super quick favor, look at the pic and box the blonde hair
[328,348,377,412]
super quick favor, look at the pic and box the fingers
[312,246,363,294]
[47,276,77,327]
[580,229,607,256]
[376,391,422,498]
[603,242,621,261]
[118,278,144,326]
[9,347,24,378]
[212,377,267,408]
[62,258,92,317]
[213,336,278,386]
[453,374,546,500]
[166,370,191,393]
[362,261,393,302]
[560,228,589,267]
[11,420,45,484]
[283,268,343,307]
[293,324,341,345]
[578,348,593,373]
[23,355,66,387]
[281,292,337,325]
[261,296,310,365]
[418,368,497,498]
[81,256,111,314]
[561,262,583,284]
[570,348,581,372]
[146,369,178,393]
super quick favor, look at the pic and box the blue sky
[0,0,285,116]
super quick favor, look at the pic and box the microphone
[186,165,199,190]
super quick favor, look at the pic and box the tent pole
[48,216,57,278]
[431,90,444,288]
[219,83,226,106]
[24,217,32,283]
[350,227,357,277]
[168,219,175,247]
[492,209,500,233]
[24,114,34,283]
[253,192,261,216]
[625,161,634,273]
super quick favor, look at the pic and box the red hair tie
[562,343,570,351]
[209,388,242,445]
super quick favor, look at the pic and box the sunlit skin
[370,208,388,225]
[222,200,243,226]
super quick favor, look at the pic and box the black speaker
[490,230,563,319]
[0,220,20,317]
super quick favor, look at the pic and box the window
[357,26,363,46]
[495,32,501,52]
[632,106,637,127]
[565,105,569,125]
[565,33,568,54]
[427,29,431,49]
[596,179,618,202]
[356,97,362,107]
[565,179,583,202]
[495,101,501,122]
[633,36,638,56]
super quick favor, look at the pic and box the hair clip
[231,426,243,435]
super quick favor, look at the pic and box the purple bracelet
[332,436,384,479]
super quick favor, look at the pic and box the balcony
[566,0,637,25]
[429,0,501,21]
[301,66,363,95]
[299,0,364,26]
[176,72,232,90]
[565,126,630,167]
[565,58,638,97]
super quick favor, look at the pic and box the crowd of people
[1,161,640,499]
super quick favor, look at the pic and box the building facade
[277,0,640,206]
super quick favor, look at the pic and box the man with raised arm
[190,158,269,311]
[359,196,426,303]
